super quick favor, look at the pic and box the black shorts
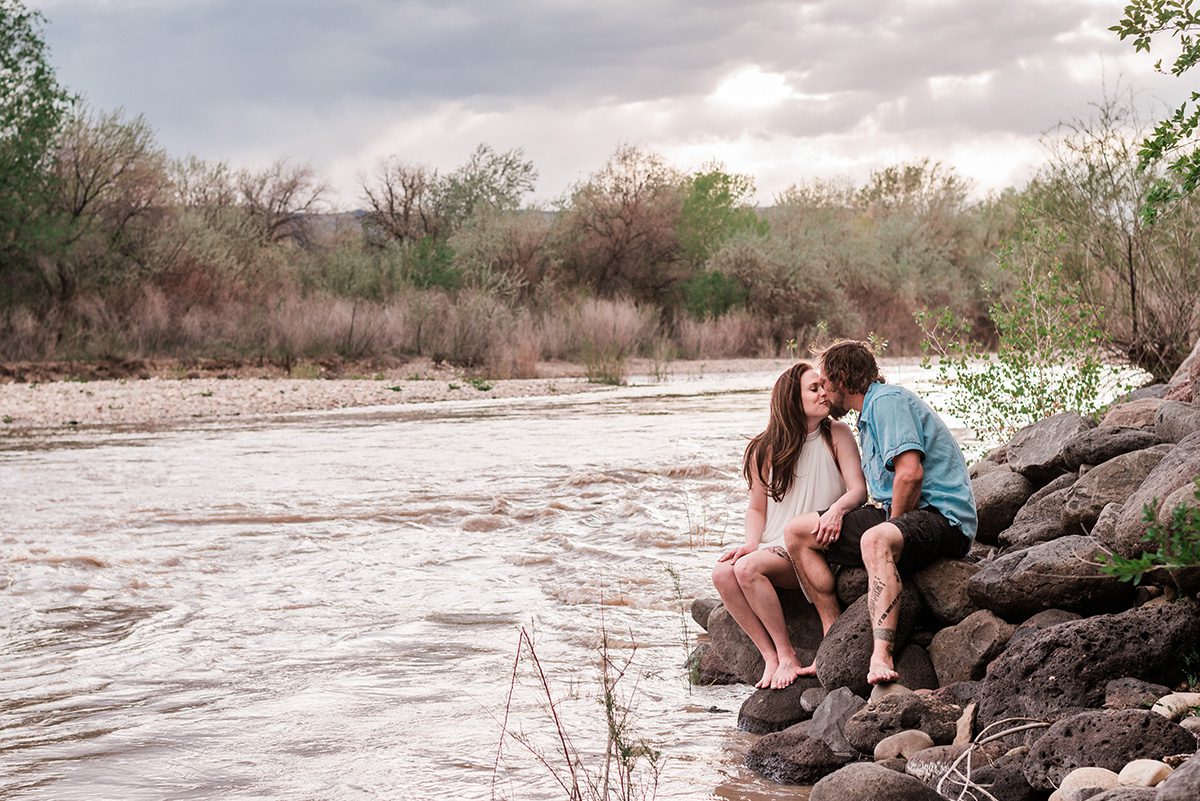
[822,505,969,574]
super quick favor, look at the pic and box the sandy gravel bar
[0,357,795,434]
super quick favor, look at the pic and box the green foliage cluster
[1100,480,1200,585]
[1111,0,1200,217]
[919,223,1135,454]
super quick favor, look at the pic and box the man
[784,340,977,685]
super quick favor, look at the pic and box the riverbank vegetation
[2,1,1199,383]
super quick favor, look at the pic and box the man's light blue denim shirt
[857,382,978,542]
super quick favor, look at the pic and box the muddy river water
[1,361,959,800]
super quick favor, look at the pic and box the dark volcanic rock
[1060,426,1162,471]
[972,469,1035,543]
[687,643,741,685]
[1101,398,1166,430]
[1106,431,1200,558]
[913,558,981,625]
[1158,753,1200,801]
[894,644,939,691]
[1022,709,1197,790]
[929,609,1015,685]
[1087,789,1158,801]
[810,762,944,801]
[836,567,868,606]
[975,600,1200,729]
[1008,608,1082,647]
[1156,400,1200,443]
[744,727,851,784]
[737,676,822,734]
[707,588,824,684]
[806,687,866,756]
[691,597,720,630]
[1060,445,1171,532]
[814,588,922,696]
[966,535,1134,620]
[1103,677,1171,710]
[998,486,1073,550]
[1007,412,1096,484]
[843,692,961,754]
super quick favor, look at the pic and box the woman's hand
[718,543,757,564]
[815,506,845,547]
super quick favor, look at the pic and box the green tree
[0,0,73,303]
[1111,1,1200,216]
[676,167,766,268]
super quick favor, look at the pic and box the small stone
[1057,766,1120,799]
[869,682,912,703]
[800,686,828,713]
[1117,759,1173,787]
[954,702,977,746]
[1150,692,1200,721]
[874,729,934,761]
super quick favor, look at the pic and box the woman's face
[799,368,830,421]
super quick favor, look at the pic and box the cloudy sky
[30,0,1193,207]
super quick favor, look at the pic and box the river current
[0,361,954,800]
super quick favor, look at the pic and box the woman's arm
[814,421,868,545]
[719,460,769,563]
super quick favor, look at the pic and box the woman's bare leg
[712,560,779,688]
[783,512,841,635]
[732,549,808,689]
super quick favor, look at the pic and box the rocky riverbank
[689,340,1200,801]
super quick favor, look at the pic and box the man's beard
[827,399,850,419]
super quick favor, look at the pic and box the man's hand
[815,506,845,546]
[718,543,757,563]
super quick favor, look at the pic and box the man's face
[820,372,850,419]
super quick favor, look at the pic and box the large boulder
[1061,426,1162,471]
[913,558,981,625]
[1007,413,1096,484]
[1164,336,1200,403]
[813,588,922,696]
[687,643,740,685]
[836,567,868,606]
[1103,677,1171,710]
[966,535,1134,620]
[972,469,1035,544]
[894,644,939,691]
[806,686,866,757]
[691,597,720,630]
[929,610,1015,685]
[1101,398,1166,430]
[1156,400,1200,444]
[1008,608,1081,647]
[1105,431,1200,558]
[1060,445,1172,532]
[1022,709,1197,790]
[1157,753,1200,801]
[706,588,824,684]
[737,676,822,734]
[975,599,1200,729]
[743,726,852,784]
[998,477,1077,550]
[811,762,944,801]
[843,692,962,754]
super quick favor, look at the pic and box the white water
[0,362,956,800]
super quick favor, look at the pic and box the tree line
[2,0,1198,379]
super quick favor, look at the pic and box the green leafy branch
[1099,479,1200,585]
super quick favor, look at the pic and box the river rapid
[0,361,956,801]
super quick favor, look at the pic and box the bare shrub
[425,288,513,366]
[0,307,54,360]
[486,313,542,379]
[676,309,769,359]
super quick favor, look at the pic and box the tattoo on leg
[875,592,901,627]
[872,627,896,643]
[868,576,884,619]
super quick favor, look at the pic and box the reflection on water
[0,362,952,800]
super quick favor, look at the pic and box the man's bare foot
[867,658,900,686]
[756,658,779,689]
[770,658,808,689]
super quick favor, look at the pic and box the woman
[712,362,866,690]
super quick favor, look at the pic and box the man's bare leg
[861,522,905,685]
[732,550,806,689]
[783,512,841,636]
[712,560,779,688]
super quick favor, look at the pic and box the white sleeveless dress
[758,429,846,548]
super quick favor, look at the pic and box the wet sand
[0,357,797,432]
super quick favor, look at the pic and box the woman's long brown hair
[743,362,833,502]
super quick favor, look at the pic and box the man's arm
[890,449,924,517]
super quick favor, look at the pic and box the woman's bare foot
[756,657,779,689]
[867,658,900,686]
[770,658,809,689]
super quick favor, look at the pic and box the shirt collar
[857,382,884,431]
